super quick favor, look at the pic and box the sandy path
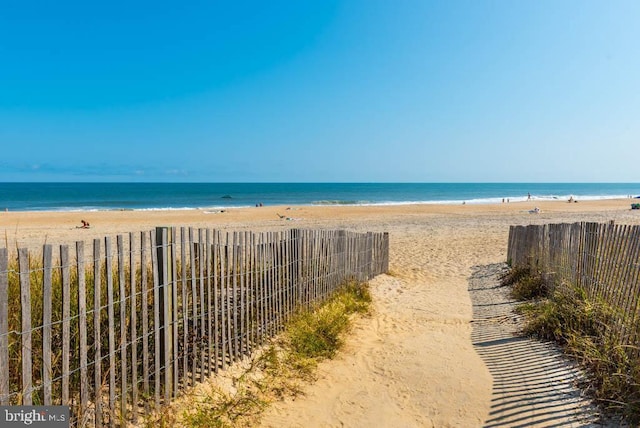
[259,216,507,427]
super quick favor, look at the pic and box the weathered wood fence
[507,221,640,353]
[0,227,389,427]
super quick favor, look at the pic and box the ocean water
[0,182,638,212]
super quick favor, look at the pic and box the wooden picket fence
[507,221,640,354]
[0,227,389,427]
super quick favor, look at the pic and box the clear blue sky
[1,0,639,182]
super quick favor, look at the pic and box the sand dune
[2,199,639,426]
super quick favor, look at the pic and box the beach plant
[510,269,640,423]
[500,266,531,286]
[511,272,549,301]
[171,279,372,428]
[501,265,551,301]
[499,265,532,287]
[3,249,162,417]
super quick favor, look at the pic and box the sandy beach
[2,199,639,426]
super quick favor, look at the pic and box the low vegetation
[504,268,640,423]
[144,279,373,428]
[500,266,549,301]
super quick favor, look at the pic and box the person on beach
[80,220,90,228]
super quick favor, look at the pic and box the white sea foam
[312,193,635,207]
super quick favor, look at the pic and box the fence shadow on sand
[468,263,603,428]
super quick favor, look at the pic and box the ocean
[0,183,638,212]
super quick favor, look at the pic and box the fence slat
[206,229,213,376]
[18,248,32,405]
[625,226,640,345]
[159,228,172,400]
[239,232,245,357]
[105,237,116,427]
[222,232,233,370]
[117,235,128,421]
[249,232,256,351]
[198,229,205,381]
[212,230,220,373]
[274,232,281,333]
[180,228,188,382]
[150,232,161,409]
[42,245,53,406]
[130,232,139,424]
[189,227,198,384]
[0,249,9,405]
[93,239,103,428]
[220,232,228,371]
[232,231,239,359]
[77,241,89,422]
[171,227,179,396]
[141,232,150,414]
[60,245,71,406]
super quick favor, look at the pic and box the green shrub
[288,302,348,360]
[288,280,371,360]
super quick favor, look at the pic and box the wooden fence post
[42,245,53,406]
[105,237,116,426]
[93,239,103,428]
[155,227,174,400]
[129,232,139,424]
[18,248,32,405]
[77,241,89,422]
[0,249,9,405]
[383,232,390,274]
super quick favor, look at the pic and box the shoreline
[1,198,639,251]
[3,194,639,213]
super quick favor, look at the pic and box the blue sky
[1,0,639,182]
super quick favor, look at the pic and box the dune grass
[505,268,640,423]
[500,266,549,301]
[3,250,155,408]
[4,243,375,426]
[146,279,373,428]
